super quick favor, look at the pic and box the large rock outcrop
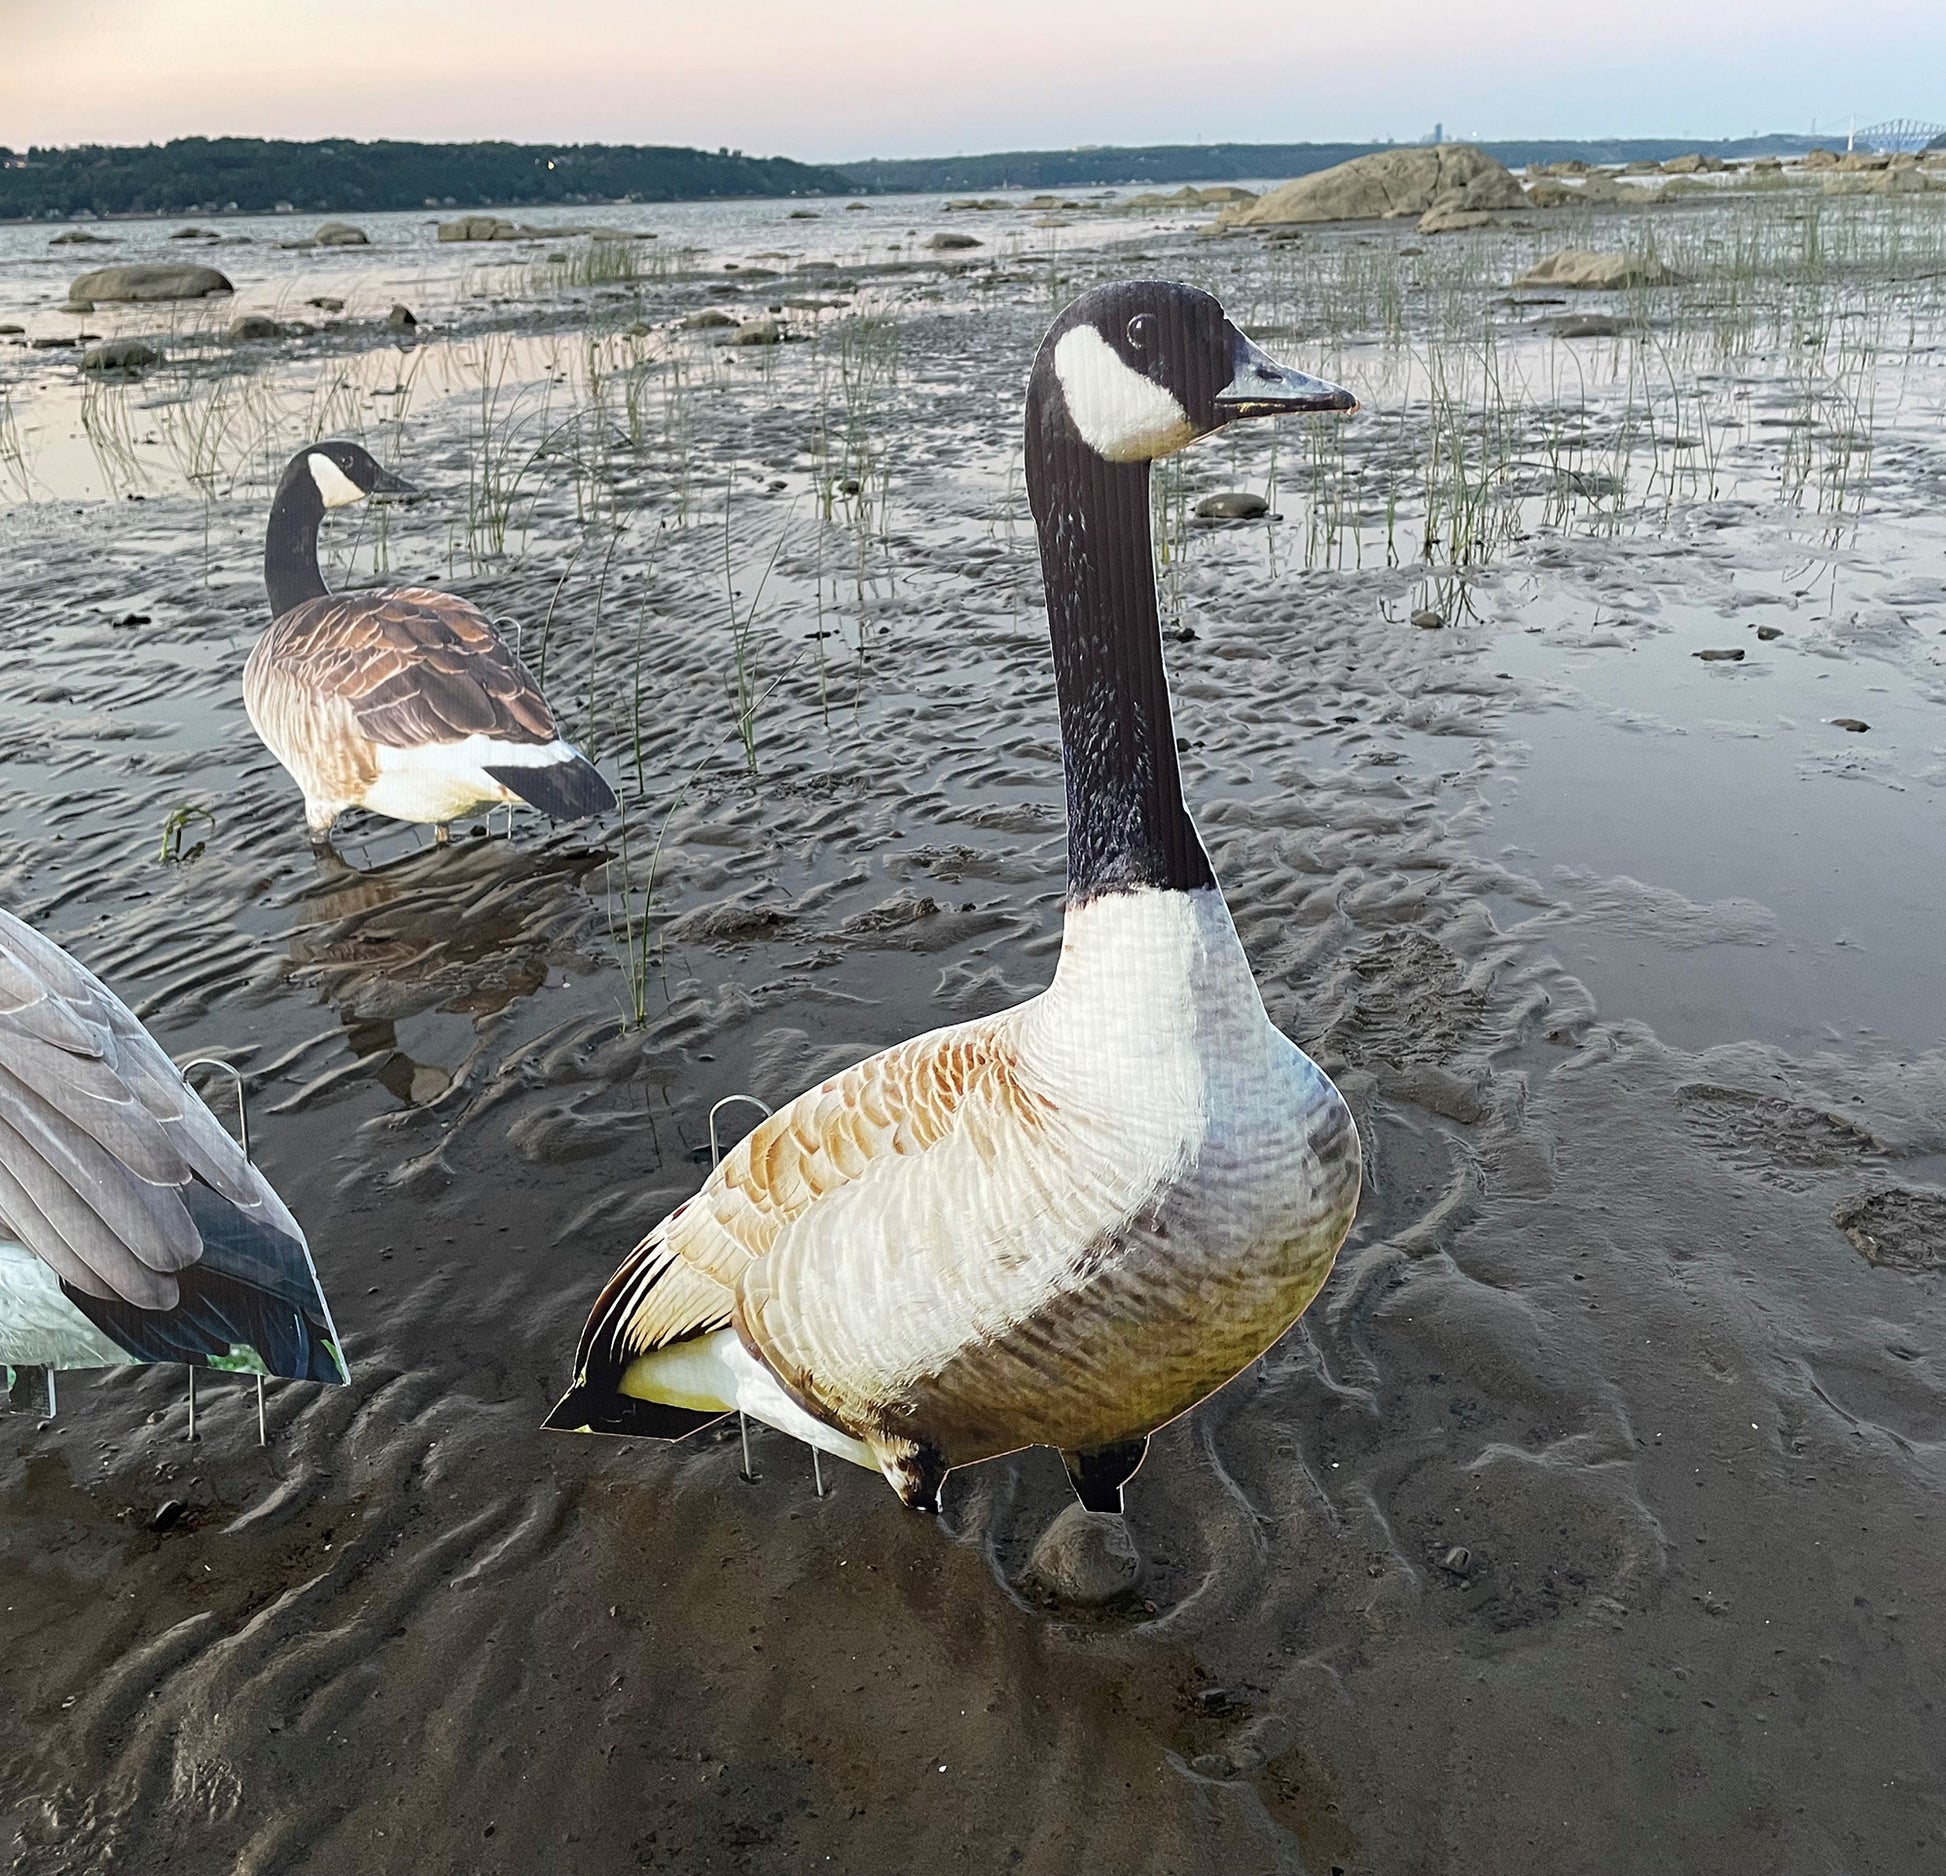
[67,263,233,307]
[1224,145,1525,227]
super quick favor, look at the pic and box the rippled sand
[3,193,1945,1874]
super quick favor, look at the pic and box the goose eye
[1126,313,1157,350]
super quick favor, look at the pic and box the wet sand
[3,191,1945,1874]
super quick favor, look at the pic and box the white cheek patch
[1053,325,1196,463]
[308,453,366,509]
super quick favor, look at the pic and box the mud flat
[2,185,1945,1874]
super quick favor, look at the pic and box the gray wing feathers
[0,909,288,1309]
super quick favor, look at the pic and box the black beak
[366,464,421,501]
[1214,327,1358,417]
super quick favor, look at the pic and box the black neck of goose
[1026,385,1213,904]
[264,461,329,617]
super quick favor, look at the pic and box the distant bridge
[1850,119,1946,153]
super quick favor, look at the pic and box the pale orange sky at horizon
[3,0,1942,158]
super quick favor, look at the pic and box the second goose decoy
[547,281,1362,1517]
[0,907,344,1393]
[246,441,617,846]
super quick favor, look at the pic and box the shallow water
[3,188,1945,1875]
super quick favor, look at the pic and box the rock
[29,335,77,349]
[1225,145,1525,227]
[307,296,345,312]
[67,263,232,306]
[148,1499,188,1532]
[681,309,738,329]
[1756,625,1783,641]
[80,338,162,376]
[1196,491,1270,520]
[227,314,283,340]
[0,323,24,337]
[1802,148,1840,170]
[313,220,369,246]
[1418,202,1501,234]
[724,318,783,346]
[169,225,214,240]
[1661,153,1705,174]
[1547,313,1632,338]
[1837,150,1891,172]
[845,201,870,211]
[1831,717,1870,732]
[1694,647,1745,662]
[50,229,113,245]
[437,214,519,242]
[787,209,819,219]
[1515,249,1683,291]
[1411,608,1445,629]
[386,304,417,332]
[925,231,983,249]
[1019,1505,1140,1607]
[1524,178,1575,208]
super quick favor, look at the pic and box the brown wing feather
[260,587,557,749]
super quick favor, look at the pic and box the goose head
[286,440,420,511]
[1033,280,1355,465]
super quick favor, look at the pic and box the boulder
[1224,145,1524,227]
[1020,1506,1140,1608]
[1196,490,1270,520]
[1802,148,1840,170]
[437,214,519,242]
[1837,150,1891,172]
[1661,153,1705,174]
[1524,178,1575,208]
[80,338,162,376]
[723,318,783,346]
[227,314,284,340]
[67,263,232,306]
[681,309,738,329]
[1419,202,1500,234]
[50,229,113,245]
[169,225,215,240]
[313,220,369,246]
[1516,248,1682,291]
[925,231,983,249]
[385,303,418,331]
[0,323,24,337]
[307,295,345,312]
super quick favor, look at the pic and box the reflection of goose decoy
[547,282,1363,1516]
[245,441,617,847]
[0,907,345,1394]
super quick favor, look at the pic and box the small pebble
[1694,647,1744,662]
[1195,491,1269,521]
[149,1500,188,1532]
[1831,717,1869,733]
[1755,625,1783,641]
[1439,1543,1472,1575]
[1410,609,1444,630]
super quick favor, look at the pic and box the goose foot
[1061,1437,1148,1514]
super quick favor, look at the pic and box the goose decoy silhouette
[547,281,1362,1516]
[0,907,344,1398]
[245,440,617,847]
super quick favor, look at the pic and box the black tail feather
[487,754,616,822]
[542,1381,726,1440]
[61,1179,345,1383]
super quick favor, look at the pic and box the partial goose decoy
[246,441,617,846]
[0,908,344,1388]
[546,281,1362,1516]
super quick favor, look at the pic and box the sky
[3,0,1944,159]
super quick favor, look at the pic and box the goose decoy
[245,441,617,847]
[0,907,344,1397]
[546,281,1362,1516]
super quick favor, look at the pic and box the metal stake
[812,1449,827,1498]
[180,1056,250,1161]
[715,1098,774,1490]
[45,1369,56,1419]
[186,1364,198,1442]
[738,1411,756,1484]
[256,1375,267,1447]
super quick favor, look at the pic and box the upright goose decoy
[0,908,344,1388]
[245,441,617,847]
[546,282,1362,1515]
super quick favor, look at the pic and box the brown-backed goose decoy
[546,281,1362,1517]
[245,441,616,847]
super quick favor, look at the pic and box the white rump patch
[308,453,366,509]
[1053,325,1196,463]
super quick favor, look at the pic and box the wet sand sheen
[2,192,1945,1874]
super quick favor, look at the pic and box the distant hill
[0,137,855,220]
[838,135,1825,194]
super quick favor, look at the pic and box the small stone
[1694,647,1745,662]
[1831,717,1869,733]
[1195,490,1269,520]
[1019,1504,1140,1607]
[312,220,369,247]
[0,323,24,336]
[1439,1544,1472,1575]
[682,309,738,329]
[724,318,783,346]
[386,304,418,332]
[1411,608,1445,629]
[925,231,983,250]
[149,1500,188,1532]
[1756,625,1783,640]
[81,338,162,374]
[307,296,345,312]
[227,314,283,340]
